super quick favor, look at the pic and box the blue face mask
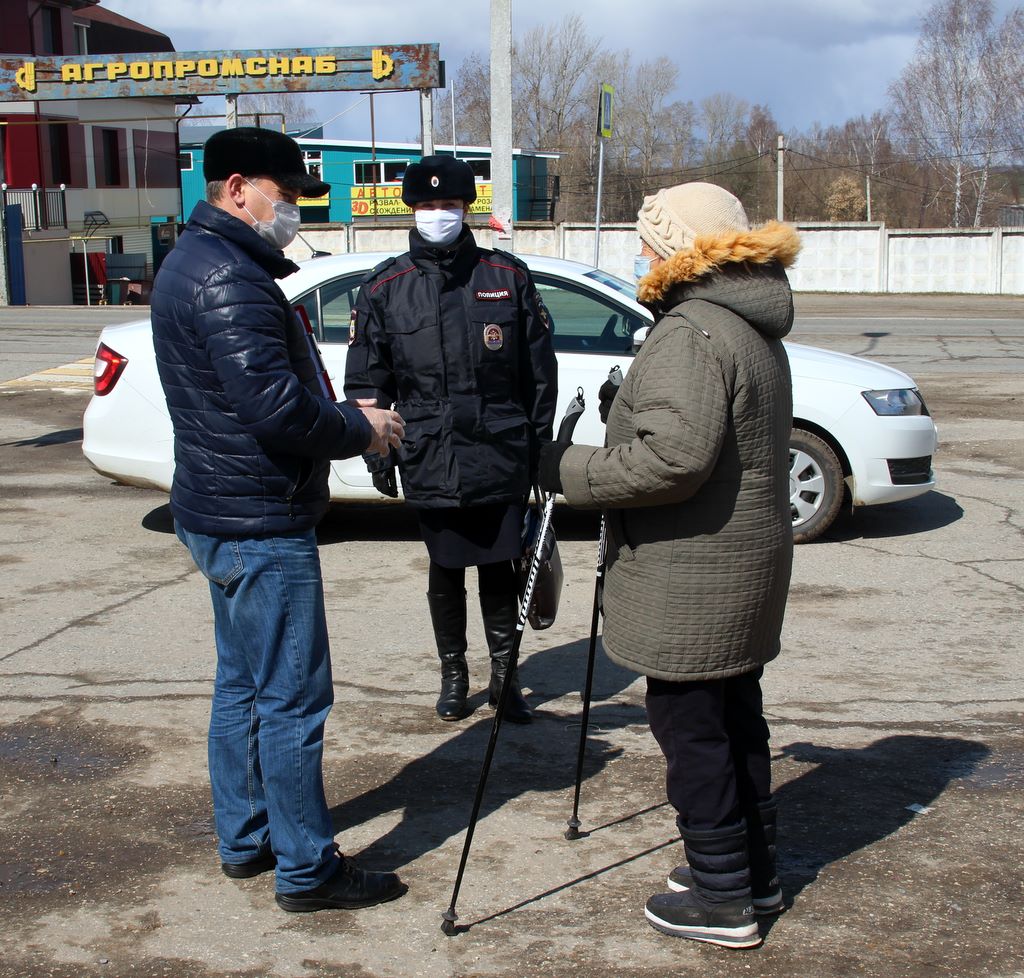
[634,255,654,282]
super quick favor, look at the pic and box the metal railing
[0,184,68,231]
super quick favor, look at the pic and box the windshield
[585,268,637,298]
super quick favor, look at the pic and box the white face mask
[634,255,654,282]
[415,207,464,247]
[244,180,302,250]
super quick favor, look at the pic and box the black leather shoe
[274,855,407,912]
[221,850,276,879]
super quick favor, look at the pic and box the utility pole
[0,205,9,306]
[776,133,785,221]
[593,83,614,269]
[0,129,7,305]
[420,89,434,157]
[490,0,513,248]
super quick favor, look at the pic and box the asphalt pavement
[0,296,1021,978]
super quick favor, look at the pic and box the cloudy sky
[101,0,1020,142]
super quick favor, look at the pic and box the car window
[534,274,644,355]
[319,275,366,344]
[294,275,367,345]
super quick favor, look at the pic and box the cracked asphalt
[0,297,1021,978]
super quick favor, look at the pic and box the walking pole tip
[441,910,459,936]
[564,816,588,841]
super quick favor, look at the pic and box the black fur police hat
[401,155,477,206]
[203,127,329,198]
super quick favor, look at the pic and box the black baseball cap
[203,127,329,198]
[402,155,477,206]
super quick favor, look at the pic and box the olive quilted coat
[558,222,801,681]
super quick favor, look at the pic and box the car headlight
[861,388,929,416]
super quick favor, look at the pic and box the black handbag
[520,488,564,630]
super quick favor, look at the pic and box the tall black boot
[667,798,783,914]
[426,591,469,721]
[745,797,783,912]
[645,821,759,948]
[479,591,531,724]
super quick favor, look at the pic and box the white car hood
[786,342,916,391]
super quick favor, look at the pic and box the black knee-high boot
[427,591,469,721]
[645,821,759,948]
[479,591,531,724]
[667,798,783,914]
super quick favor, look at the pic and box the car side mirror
[632,326,650,352]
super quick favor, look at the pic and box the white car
[83,253,938,543]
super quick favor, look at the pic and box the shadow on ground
[330,636,640,870]
[822,490,963,542]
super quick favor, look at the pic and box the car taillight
[94,342,128,396]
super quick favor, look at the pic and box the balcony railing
[1,184,68,231]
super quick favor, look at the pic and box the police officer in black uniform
[344,156,557,724]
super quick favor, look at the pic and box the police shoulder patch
[361,256,398,284]
[490,248,529,273]
[348,309,358,346]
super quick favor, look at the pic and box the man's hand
[372,468,399,498]
[347,398,404,457]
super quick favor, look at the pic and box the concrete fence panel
[288,222,1023,295]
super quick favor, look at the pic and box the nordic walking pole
[441,388,586,937]
[565,365,622,841]
[564,516,606,840]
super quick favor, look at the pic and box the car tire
[790,429,844,544]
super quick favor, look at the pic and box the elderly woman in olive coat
[538,182,801,948]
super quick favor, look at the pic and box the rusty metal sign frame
[0,44,440,101]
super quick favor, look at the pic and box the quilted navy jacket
[152,201,372,536]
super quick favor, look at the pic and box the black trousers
[645,667,771,833]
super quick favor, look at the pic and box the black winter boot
[645,821,759,948]
[479,591,531,724]
[667,799,783,915]
[427,591,470,721]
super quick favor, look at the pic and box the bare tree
[698,92,750,165]
[238,92,317,131]
[434,53,491,148]
[888,0,1020,226]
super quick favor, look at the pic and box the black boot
[667,798,783,915]
[479,591,531,724]
[645,821,759,948]
[427,591,469,721]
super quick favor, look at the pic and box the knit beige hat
[637,182,750,259]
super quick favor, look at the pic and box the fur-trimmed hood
[636,220,801,340]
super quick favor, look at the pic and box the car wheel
[790,429,844,544]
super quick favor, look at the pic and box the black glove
[372,467,398,498]
[598,377,619,424]
[537,441,569,494]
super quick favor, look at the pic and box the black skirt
[417,502,525,569]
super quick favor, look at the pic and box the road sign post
[593,82,614,269]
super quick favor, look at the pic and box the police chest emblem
[348,309,358,346]
[483,324,504,351]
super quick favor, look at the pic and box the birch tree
[888,0,1021,226]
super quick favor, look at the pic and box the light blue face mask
[634,255,654,282]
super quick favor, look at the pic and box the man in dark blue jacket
[151,127,406,913]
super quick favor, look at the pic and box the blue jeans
[175,523,338,893]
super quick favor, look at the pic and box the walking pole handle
[556,387,586,444]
